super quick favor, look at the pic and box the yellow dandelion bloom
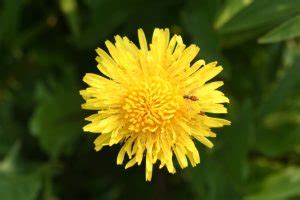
[80,28,230,181]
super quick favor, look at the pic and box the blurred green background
[1,0,300,199]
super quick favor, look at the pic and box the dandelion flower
[80,28,230,181]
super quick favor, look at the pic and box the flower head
[80,28,230,181]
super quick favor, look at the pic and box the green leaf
[184,155,239,199]
[0,142,20,173]
[30,70,84,159]
[258,42,300,118]
[256,124,300,156]
[0,143,42,200]
[181,0,220,61]
[255,94,300,156]
[78,0,134,48]
[220,26,269,47]
[254,43,300,156]
[214,0,253,29]
[245,167,300,200]
[217,100,254,183]
[0,171,41,200]
[259,15,300,43]
[220,0,300,33]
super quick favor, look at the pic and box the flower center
[122,77,180,133]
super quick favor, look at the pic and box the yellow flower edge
[80,28,230,181]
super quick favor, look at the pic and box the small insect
[199,111,205,115]
[183,95,199,101]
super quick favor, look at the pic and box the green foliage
[245,167,300,200]
[259,15,300,43]
[0,143,42,200]
[258,42,300,118]
[0,0,299,199]
[30,70,84,159]
[0,96,21,155]
[0,0,23,42]
[59,0,80,37]
[219,0,300,33]
[214,0,253,29]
